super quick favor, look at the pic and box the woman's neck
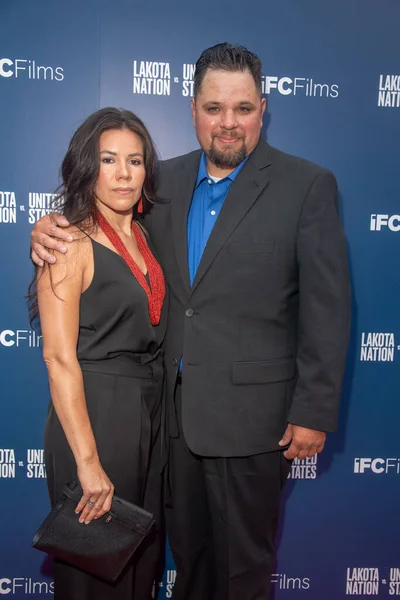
[96,204,133,236]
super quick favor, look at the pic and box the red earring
[137,197,143,214]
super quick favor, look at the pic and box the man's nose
[220,110,238,129]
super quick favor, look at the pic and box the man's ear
[260,97,267,123]
[191,97,196,127]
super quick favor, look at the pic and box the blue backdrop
[1,0,400,597]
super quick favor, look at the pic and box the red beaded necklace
[96,211,165,325]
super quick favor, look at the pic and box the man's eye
[238,107,251,113]
[207,107,219,113]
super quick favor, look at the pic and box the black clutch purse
[32,480,155,583]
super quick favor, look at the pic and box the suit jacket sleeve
[288,171,351,432]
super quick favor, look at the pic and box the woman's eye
[101,157,114,164]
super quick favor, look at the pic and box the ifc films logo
[0,57,64,81]
[0,577,54,595]
[354,457,400,475]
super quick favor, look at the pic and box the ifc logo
[0,58,64,81]
[370,214,400,231]
[0,330,42,347]
[354,457,400,474]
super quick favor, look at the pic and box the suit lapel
[190,139,272,296]
[171,150,202,295]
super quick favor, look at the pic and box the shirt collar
[195,151,248,188]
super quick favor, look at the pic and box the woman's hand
[75,460,114,524]
[31,214,73,267]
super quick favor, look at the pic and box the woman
[28,107,166,599]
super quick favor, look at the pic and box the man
[31,43,350,600]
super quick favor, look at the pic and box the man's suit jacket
[147,138,351,458]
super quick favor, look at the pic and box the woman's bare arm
[37,235,113,523]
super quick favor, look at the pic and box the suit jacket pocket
[228,240,275,255]
[232,357,295,385]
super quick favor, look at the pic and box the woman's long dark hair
[28,107,159,324]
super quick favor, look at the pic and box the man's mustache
[212,131,244,140]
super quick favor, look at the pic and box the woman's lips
[114,188,133,194]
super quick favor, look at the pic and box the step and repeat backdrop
[1,0,399,598]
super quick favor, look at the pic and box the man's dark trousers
[166,382,291,600]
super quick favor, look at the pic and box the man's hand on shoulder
[279,423,326,460]
[31,213,73,267]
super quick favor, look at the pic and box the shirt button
[207,179,212,184]
[211,210,216,216]
[185,308,194,318]
[172,358,178,366]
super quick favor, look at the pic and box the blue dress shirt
[187,152,248,285]
[179,153,248,372]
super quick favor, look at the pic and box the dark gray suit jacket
[147,138,351,457]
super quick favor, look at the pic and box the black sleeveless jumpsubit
[44,238,165,600]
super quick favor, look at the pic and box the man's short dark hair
[193,42,262,98]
